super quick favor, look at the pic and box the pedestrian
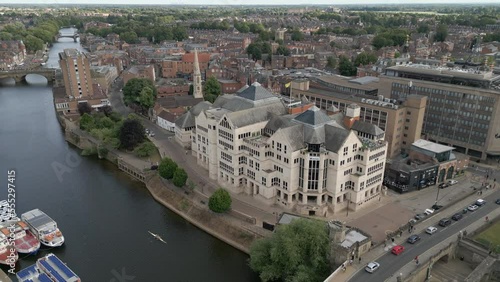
[359,257,362,264]
[391,237,395,243]
[416,259,419,265]
[400,230,403,237]
[351,255,354,261]
[485,216,489,222]
[349,259,353,265]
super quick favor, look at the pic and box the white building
[175,82,388,216]
[157,111,178,132]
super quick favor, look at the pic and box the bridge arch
[0,69,56,85]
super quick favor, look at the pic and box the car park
[426,226,438,235]
[468,205,479,211]
[475,199,486,206]
[439,218,452,227]
[447,180,458,185]
[452,213,463,221]
[407,235,421,244]
[365,262,380,273]
[391,245,405,255]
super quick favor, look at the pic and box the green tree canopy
[79,113,95,131]
[326,56,337,69]
[118,118,145,150]
[417,23,430,34]
[173,168,188,187]
[203,76,221,103]
[354,52,378,67]
[276,45,291,56]
[338,55,357,76]
[434,24,448,42]
[249,218,331,282]
[158,157,178,180]
[208,188,231,213]
[134,141,156,157]
[123,78,157,112]
[291,28,304,41]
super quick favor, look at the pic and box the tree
[276,45,291,56]
[99,105,113,116]
[354,52,378,67]
[434,24,448,42]
[134,141,156,157]
[122,78,157,110]
[79,113,95,131]
[78,102,92,116]
[138,86,155,114]
[291,28,304,41]
[120,31,139,43]
[204,76,221,103]
[118,118,145,150]
[249,218,331,282]
[417,23,430,34]
[208,188,232,213]
[173,168,188,187]
[326,56,337,69]
[23,34,44,52]
[338,55,357,76]
[158,157,178,179]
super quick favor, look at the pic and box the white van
[476,199,486,206]
[447,180,458,185]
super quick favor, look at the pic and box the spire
[193,49,203,99]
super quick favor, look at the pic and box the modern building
[59,49,93,98]
[291,76,427,158]
[175,82,388,216]
[384,139,469,193]
[379,64,500,160]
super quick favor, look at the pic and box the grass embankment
[475,221,500,253]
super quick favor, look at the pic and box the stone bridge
[55,32,79,42]
[0,68,56,84]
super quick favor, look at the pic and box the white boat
[21,209,64,247]
[148,231,167,244]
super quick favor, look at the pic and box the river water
[0,28,259,282]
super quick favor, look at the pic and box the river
[0,28,259,282]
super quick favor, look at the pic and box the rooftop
[412,139,454,154]
[340,229,368,248]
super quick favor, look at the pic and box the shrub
[208,188,232,213]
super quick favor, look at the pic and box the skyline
[1,0,500,6]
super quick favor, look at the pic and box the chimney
[343,104,360,129]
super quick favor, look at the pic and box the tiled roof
[236,82,275,101]
[293,106,331,127]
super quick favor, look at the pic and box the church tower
[193,49,203,99]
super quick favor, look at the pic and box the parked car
[496,199,500,205]
[468,204,479,211]
[439,218,452,227]
[424,209,435,215]
[426,226,438,235]
[149,132,155,137]
[407,235,421,244]
[365,262,380,273]
[475,199,486,206]
[452,213,463,221]
[414,213,426,220]
[438,183,449,189]
[391,245,405,255]
[447,180,458,185]
[432,204,443,210]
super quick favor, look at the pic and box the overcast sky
[0,0,499,5]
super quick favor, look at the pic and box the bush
[173,168,188,187]
[158,158,178,179]
[134,141,156,157]
[208,188,232,213]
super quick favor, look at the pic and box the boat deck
[37,254,79,282]
[16,264,52,282]
[15,230,39,253]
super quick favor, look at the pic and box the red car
[391,245,405,255]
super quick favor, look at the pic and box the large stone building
[175,82,388,216]
[59,49,93,98]
[291,76,427,159]
[380,63,500,160]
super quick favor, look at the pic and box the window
[343,146,348,156]
[299,158,305,188]
[353,144,357,152]
[308,158,320,190]
[255,163,260,171]
[261,177,267,185]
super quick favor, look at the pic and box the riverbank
[59,115,266,254]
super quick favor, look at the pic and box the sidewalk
[343,185,499,282]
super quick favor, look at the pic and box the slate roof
[227,102,288,128]
[175,101,211,128]
[264,114,295,133]
[293,106,332,127]
[324,124,350,152]
[272,125,306,151]
[236,82,276,101]
[351,120,384,136]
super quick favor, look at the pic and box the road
[350,189,500,282]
